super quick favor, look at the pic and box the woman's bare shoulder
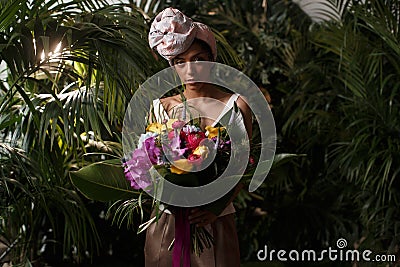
[217,91,234,103]
[159,95,182,112]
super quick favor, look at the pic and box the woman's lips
[185,79,196,83]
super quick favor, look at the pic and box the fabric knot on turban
[149,7,217,61]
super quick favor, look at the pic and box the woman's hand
[188,208,218,227]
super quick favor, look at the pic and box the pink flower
[249,155,256,165]
[172,120,186,129]
[186,132,206,150]
[187,153,203,167]
[188,153,201,161]
[168,130,175,140]
[162,135,186,161]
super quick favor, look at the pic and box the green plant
[0,0,159,264]
[276,0,400,257]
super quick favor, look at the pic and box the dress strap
[152,99,169,123]
[212,93,240,127]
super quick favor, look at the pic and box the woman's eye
[174,61,185,66]
[174,56,206,66]
[193,57,205,62]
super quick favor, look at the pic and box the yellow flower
[170,159,192,174]
[205,126,226,138]
[166,119,178,131]
[193,145,209,159]
[146,119,178,133]
[146,122,164,133]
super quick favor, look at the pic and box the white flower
[182,125,201,133]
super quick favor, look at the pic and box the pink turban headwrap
[148,7,217,61]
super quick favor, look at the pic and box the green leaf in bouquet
[165,172,201,187]
[70,159,139,201]
[149,166,203,207]
[107,197,148,230]
[154,165,201,187]
[191,225,214,256]
[137,215,157,234]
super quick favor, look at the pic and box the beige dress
[144,94,242,267]
[144,210,240,267]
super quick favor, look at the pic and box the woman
[144,7,252,267]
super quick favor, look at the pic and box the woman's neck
[183,83,223,99]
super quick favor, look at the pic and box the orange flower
[170,159,192,174]
[205,126,225,138]
[193,145,209,159]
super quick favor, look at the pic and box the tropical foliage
[305,0,400,254]
[191,0,400,263]
[0,0,158,264]
[243,0,400,262]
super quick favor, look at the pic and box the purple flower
[123,137,161,189]
[143,137,161,164]
[124,167,141,189]
[210,136,231,151]
[219,140,231,151]
[138,132,158,149]
[162,135,186,161]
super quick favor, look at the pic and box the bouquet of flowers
[122,114,236,264]
[123,118,232,186]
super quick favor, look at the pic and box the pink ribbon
[173,208,191,267]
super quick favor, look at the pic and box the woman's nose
[186,62,195,75]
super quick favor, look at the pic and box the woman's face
[172,41,212,92]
